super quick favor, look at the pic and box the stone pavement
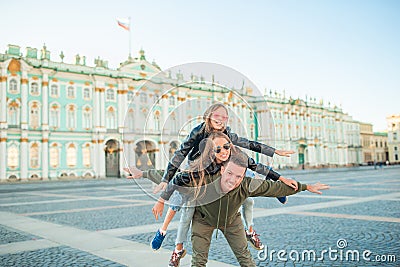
[0,166,399,266]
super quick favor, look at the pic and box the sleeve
[244,178,307,198]
[142,169,164,184]
[247,156,281,181]
[161,124,203,183]
[227,127,275,157]
[160,172,191,200]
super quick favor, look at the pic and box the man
[189,148,329,266]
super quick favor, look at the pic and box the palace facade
[0,44,364,180]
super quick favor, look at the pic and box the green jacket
[143,169,307,229]
[194,174,307,229]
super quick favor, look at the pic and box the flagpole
[129,17,132,60]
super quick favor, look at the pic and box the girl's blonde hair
[188,132,231,199]
[202,103,229,133]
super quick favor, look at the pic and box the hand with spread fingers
[306,182,330,194]
[123,166,143,179]
[275,149,296,157]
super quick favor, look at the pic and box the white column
[122,140,130,169]
[162,95,169,134]
[242,105,248,137]
[299,112,305,138]
[91,137,98,177]
[283,111,289,141]
[321,114,327,142]
[41,75,49,130]
[0,71,7,128]
[134,91,140,132]
[155,144,161,170]
[100,89,105,128]
[118,83,127,131]
[42,133,49,179]
[21,73,28,130]
[119,142,124,177]
[129,141,136,168]
[94,88,100,129]
[20,132,28,179]
[0,132,6,180]
[98,136,106,177]
[306,114,311,139]
[308,145,315,166]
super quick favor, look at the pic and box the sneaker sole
[247,239,265,250]
[150,240,161,251]
[168,249,187,267]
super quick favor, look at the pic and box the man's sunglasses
[214,143,231,154]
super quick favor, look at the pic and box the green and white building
[0,44,363,181]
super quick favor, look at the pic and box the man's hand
[123,166,143,179]
[279,176,298,191]
[153,181,168,194]
[275,150,295,157]
[306,182,330,194]
[152,198,165,220]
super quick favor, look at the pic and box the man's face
[220,161,245,193]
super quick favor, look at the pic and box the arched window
[8,100,20,125]
[66,143,77,167]
[29,102,40,129]
[30,82,39,95]
[50,104,60,128]
[82,143,91,167]
[140,92,147,103]
[106,107,116,129]
[50,143,59,168]
[169,96,175,106]
[9,78,18,93]
[127,109,134,131]
[66,105,76,129]
[30,143,39,168]
[50,84,58,97]
[170,113,177,133]
[106,89,115,101]
[67,86,75,98]
[83,106,92,129]
[8,145,19,168]
[83,87,91,99]
[154,110,160,131]
[127,91,134,101]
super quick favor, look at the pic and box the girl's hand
[275,150,295,157]
[123,166,143,179]
[152,199,165,220]
[153,181,168,194]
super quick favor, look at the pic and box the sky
[1,0,399,131]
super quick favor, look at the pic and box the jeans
[175,198,254,245]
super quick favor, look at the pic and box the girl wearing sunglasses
[125,132,297,266]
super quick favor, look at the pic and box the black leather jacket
[161,122,276,183]
[160,155,281,201]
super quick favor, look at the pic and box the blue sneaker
[277,196,288,204]
[150,229,166,250]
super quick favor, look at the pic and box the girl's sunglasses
[214,143,231,154]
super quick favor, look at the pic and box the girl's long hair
[202,103,229,133]
[187,132,231,199]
